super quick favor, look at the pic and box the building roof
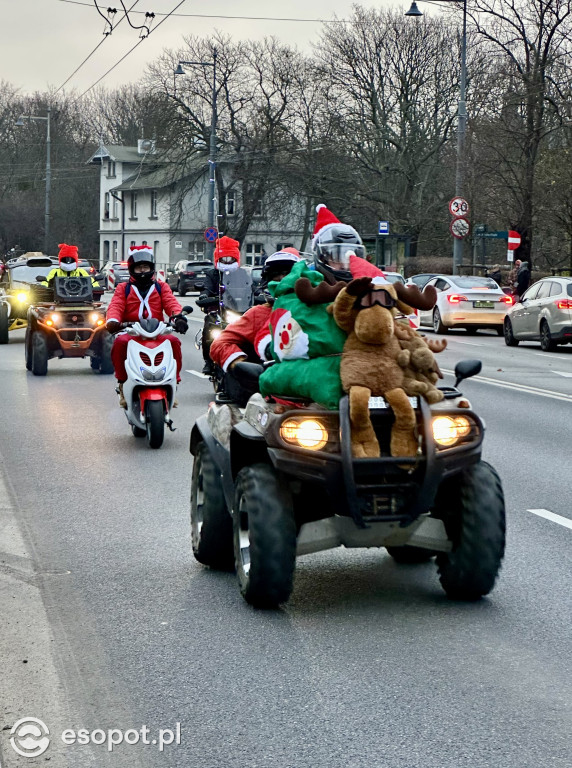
[111,153,208,192]
[87,144,159,165]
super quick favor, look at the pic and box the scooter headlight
[280,419,328,451]
[140,366,167,382]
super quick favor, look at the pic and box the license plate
[369,396,418,409]
[473,301,494,308]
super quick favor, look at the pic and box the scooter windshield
[221,268,253,313]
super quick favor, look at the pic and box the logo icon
[10,717,50,757]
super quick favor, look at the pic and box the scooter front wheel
[146,400,165,449]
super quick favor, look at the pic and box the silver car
[504,277,572,351]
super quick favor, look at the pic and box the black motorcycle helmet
[313,225,366,283]
[127,248,155,288]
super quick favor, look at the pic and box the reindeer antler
[295,277,344,305]
[394,283,437,311]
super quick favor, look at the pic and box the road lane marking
[527,509,572,530]
[553,371,572,378]
[441,368,572,403]
[446,340,485,347]
[186,370,210,379]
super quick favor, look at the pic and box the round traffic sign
[507,230,521,250]
[450,216,470,239]
[204,227,218,243]
[449,197,470,216]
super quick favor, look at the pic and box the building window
[188,241,205,259]
[226,189,236,216]
[107,160,116,178]
[130,241,136,247]
[254,198,263,217]
[150,189,158,218]
[276,242,294,251]
[111,195,118,219]
[130,191,138,219]
[112,241,118,260]
[154,240,160,259]
[245,242,264,267]
[142,240,148,246]
[103,241,110,261]
[104,193,110,219]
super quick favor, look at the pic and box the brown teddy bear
[330,277,437,458]
[393,320,447,405]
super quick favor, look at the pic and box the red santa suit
[209,304,273,371]
[107,278,184,382]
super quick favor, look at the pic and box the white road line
[527,509,572,530]
[186,369,210,379]
[446,339,485,347]
[553,371,572,378]
[441,368,572,403]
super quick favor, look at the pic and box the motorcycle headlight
[280,419,328,451]
[225,311,241,324]
[16,292,28,303]
[432,416,472,447]
[210,328,222,340]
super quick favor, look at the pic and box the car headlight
[280,419,328,451]
[16,292,28,303]
[432,415,472,447]
[225,311,241,324]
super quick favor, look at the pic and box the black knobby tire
[146,399,165,449]
[25,330,32,370]
[0,303,9,344]
[31,331,48,376]
[540,320,557,352]
[504,318,519,346]
[386,545,436,564]
[131,424,146,438]
[233,464,297,608]
[190,442,234,570]
[99,331,114,374]
[178,281,187,297]
[434,461,506,600]
[433,308,447,334]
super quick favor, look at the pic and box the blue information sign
[204,227,219,242]
[378,221,390,236]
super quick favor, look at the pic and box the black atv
[189,360,505,608]
[25,276,112,375]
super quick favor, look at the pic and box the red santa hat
[214,236,240,266]
[128,244,154,260]
[58,243,79,264]
[312,203,360,247]
[349,254,388,284]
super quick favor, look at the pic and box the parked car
[101,261,130,290]
[383,271,406,285]
[406,273,439,290]
[504,277,572,351]
[167,260,213,296]
[418,275,513,334]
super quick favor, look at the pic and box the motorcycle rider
[106,245,188,408]
[209,248,301,404]
[41,243,100,290]
[198,236,242,375]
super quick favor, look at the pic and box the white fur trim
[315,203,326,212]
[256,333,272,360]
[222,351,247,372]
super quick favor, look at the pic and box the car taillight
[447,294,468,304]
[182,271,194,276]
[500,295,514,305]
[556,299,572,310]
[120,261,128,267]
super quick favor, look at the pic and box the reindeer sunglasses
[357,288,397,310]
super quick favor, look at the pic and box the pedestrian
[508,259,521,300]
[516,260,531,300]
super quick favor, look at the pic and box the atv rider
[41,243,101,291]
[197,236,242,375]
[105,245,188,408]
[209,248,301,404]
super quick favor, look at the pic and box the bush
[404,256,453,278]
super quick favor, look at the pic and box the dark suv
[167,260,213,296]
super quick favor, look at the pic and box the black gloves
[173,315,188,334]
[106,320,120,333]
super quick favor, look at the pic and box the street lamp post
[406,0,467,275]
[175,49,218,260]
[15,106,52,256]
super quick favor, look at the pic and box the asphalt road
[0,307,571,768]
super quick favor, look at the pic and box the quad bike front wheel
[31,331,48,376]
[233,464,297,608]
[99,331,114,374]
[434,461,505,600]
[146,399,165,449]
[25,330,32,371]
[190,442,234,570]
[0,303,9,344]
[386,546,435,564]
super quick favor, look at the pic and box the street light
[15,106,52,256]
[406,0,467,275]
[175,49,218,260]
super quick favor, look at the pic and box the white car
[504,277,572,351]
[419,275,514,334]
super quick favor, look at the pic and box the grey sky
[4,0,431,97]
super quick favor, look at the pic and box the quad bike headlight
[16,292,28,303]
[280,419,328,451]
[432,415,472,447]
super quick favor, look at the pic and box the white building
[88,142,307,267]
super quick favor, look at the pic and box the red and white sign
[507,230,521,250]
[449,197,470,216]
[450,216,470,239]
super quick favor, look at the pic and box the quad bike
[25,276,112,375]
[114,307,192,449]
[189,360,506,608]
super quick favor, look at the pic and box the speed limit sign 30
[449,197,470,216]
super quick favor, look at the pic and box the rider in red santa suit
[106,245,187,407]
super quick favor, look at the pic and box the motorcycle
[195,268,253,391]
[117,306,193,449]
